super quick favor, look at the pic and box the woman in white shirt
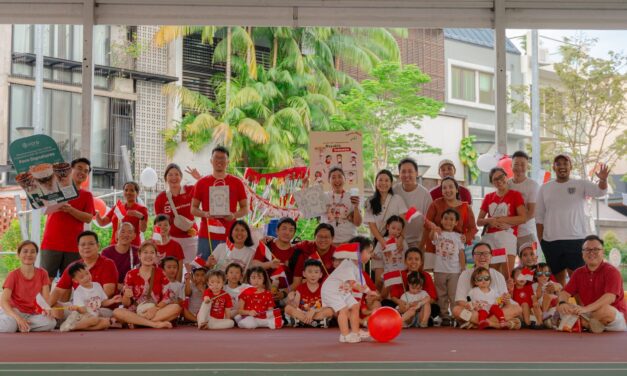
[364,169,408,287]
[207,220,256,272]
[320,167,362,245]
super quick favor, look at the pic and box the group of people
[1,146,625,343]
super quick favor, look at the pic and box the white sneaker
[358,329,371,340]
[339,333,361,343]
[60,311,81,332]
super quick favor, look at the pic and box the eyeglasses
[535,271,551,277]
[474,252,491,257]
[491,174,507,183]
[474,276,491,282]
[582,247,603,254]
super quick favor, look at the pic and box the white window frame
[447,59,511,111]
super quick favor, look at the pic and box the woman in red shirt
[291,223,337,288]
[96,181,148,247]
[154,163,199,264]
[477,167,527,278]
[112,241,181,329]
[0,241,56,333]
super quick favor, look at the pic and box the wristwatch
[558,301,567,305]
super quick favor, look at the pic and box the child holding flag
[197,270,234,329]
[321,237,376,343]
[511,266,543,328]
[372,215,408,293]
[95,181,148,247]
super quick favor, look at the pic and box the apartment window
[451,65,495,106]
[451,66,475,102]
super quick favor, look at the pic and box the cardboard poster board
[9,134,78,209]
[308,131,364,195]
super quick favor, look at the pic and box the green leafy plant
[459,135,480,181]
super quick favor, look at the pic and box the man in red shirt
[557,235,627,333]
[40,158,95,279]
[49,231,118,317]
[191,146,248,260]
[429,159,472,204]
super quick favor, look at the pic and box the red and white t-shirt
[57,256,119,291]
[106,202,148,247]
[202,289,233,319]
[193,175,247,241]
[123,267,172,305]
[41,189,95,252]
[2,268,50,314]
[154,185,198,238]
[512,284,534,306]
[156,239,185,263]
[480,190,525,236]
[239,289,275,318]
[296,283,322,311]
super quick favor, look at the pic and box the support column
[494,0,507,155]
[81,0,94,159]
[531,29,541,179]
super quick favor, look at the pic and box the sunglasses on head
[535,271,551,277]
[474,275,491,282]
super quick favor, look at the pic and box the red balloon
[367,307,403,343]
[93,198,107,217]
[498,157,514,178]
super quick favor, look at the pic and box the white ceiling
[1,0,626,29]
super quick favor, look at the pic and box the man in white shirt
[535,154,609,286]
[507,151,540,254]
[452,242,522,329]
[392,158,432,248]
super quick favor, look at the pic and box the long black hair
[369,169,394,216]
[382,215,405,237]
[228,220,254,247]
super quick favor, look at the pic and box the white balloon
[609,248,621,269]
[140,167,158,188]
[477,153,498,173]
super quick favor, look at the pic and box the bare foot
[155,321,173,329]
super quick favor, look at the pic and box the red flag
[270,265,287,283]
[491,248,507,264]
[266,308,284,329]
[518,267,534,282]
[255,241,274,262]
[190,256,206,269]
[333,242,359,260]
[114,200,127,221]
[405,207,422,223]
[207,218,226,234]
[152,226,162,244]
[34,293,51,314]
[383,270,403,287]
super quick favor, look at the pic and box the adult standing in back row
[430,159,472,204]
[191,146,248,260]
[393,158,432,249]
[535,154,609,286]
[507,151,540,252]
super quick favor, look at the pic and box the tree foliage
[512,37,627,179]
[331,62,443,183]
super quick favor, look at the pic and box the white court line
[3,368,627,373]
[4,361,627,365]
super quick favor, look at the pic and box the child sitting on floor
[397,271,431,328]
[322,236,376,343]
[532,263,562,328]
[468,267,507,330]
[182,267,207,323]
[224,263,249,320]
[511,266,543,328]
[237,267,282,329]
[162,257,186,305]
[197,270,234,330]
[285,259,334,328]
[60,263,122,332]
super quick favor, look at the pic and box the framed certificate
[209,185,231,216]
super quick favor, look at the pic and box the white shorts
[482,230,517,263]
[606,307,627,332]
[321,291,358,313]
[423,252,435,271]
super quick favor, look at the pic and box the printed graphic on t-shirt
[435,237,458,262]
[488,202,509,218]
